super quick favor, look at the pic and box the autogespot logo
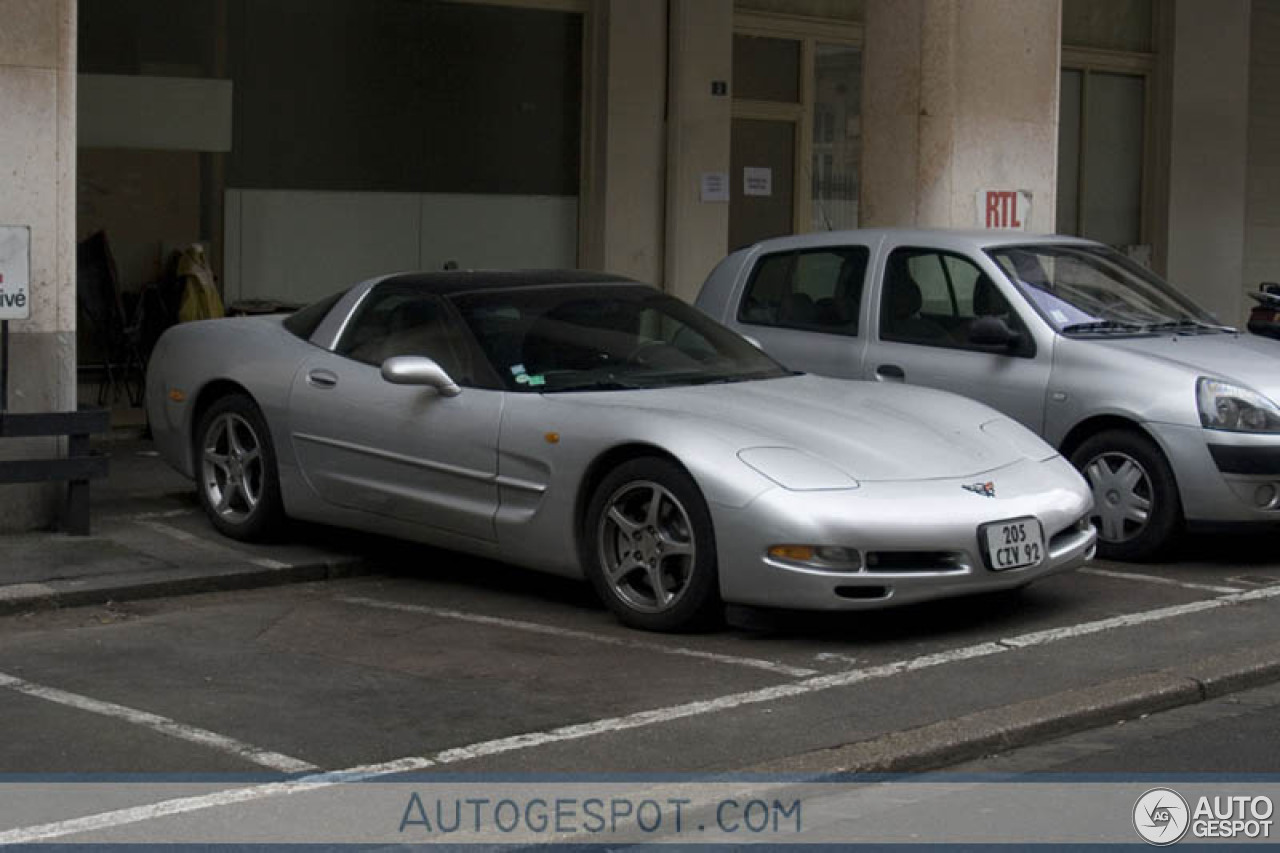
[1134,788,1190,845]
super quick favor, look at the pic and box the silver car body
[696,228,1280,534]
[147,271,1094,612]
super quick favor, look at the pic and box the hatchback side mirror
[968,315,1023,351]
[380,356,462,397]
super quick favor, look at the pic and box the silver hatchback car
[697,229,1280,561]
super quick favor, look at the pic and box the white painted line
[8,583,1280,845]
[336,595,818,678]
[998,584,1280,648]
[127,509,196,521]
[137,521,291,570]
[0,672,317,775]
[815,652,861,666]
[1081,567,1243,595]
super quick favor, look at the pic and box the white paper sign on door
[743,167,773,197]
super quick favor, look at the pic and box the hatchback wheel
[584,457,721,632]
[195,394,284,541]
[1070,429,1181,561]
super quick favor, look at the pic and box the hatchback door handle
[307,369,338,389]
[875,364,905,381]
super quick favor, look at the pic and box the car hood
[552,374,1053,482]
[1092,332,1280,397]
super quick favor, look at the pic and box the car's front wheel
[194,394,284,541]
[1070,428,1181,561]
[584,457,721,632]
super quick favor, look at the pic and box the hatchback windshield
[986,244,1222,336]
[450,284,792,392]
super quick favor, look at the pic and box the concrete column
[0,0,77,532]
[1165,0,1251,325]
[579,0,668,287]
[663,0,733,302]
[861,0,1061,233]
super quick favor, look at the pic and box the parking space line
[0,673,317,774]
[1080,567,1243,595]
[137,521,291,570]
[336,595,818,678]
[7,583,1280,844]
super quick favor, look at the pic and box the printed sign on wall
[977,190,1032,231]
[0,226,31,320]
[743,167,773,197]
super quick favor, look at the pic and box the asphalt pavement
[2,435,1280,843]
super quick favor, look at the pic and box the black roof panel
[377,269,637,294]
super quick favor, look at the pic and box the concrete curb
[749,642,1280,775]
[0,556,372,616]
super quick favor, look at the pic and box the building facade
[0,0,1276,531]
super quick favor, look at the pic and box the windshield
[449,284,792,392]
[985,244,1224,336]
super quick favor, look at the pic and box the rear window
[283,290,345,340]
[737,247,868,336]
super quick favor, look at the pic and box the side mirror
[380,356,462,397]
[741,334,764,350]
[968,315,1022,351]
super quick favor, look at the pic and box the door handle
[875,364,905,382]
[307,369,338,389]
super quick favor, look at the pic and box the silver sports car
[146,271,1095,631]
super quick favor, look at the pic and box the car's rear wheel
[195,394,284,541]
[1070,428,1181,561]
[584,457,721,632]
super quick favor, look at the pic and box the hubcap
[201,412,264,524]
[598,481,696,614]
[1082,451,1152,543]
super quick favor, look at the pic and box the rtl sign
[977,190,1032,231]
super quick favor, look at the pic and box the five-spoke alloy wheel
[585,457,720,632]
[195,394,284,540]
[1070,428,1180,561]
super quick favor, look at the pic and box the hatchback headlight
[1196,378,1280,433]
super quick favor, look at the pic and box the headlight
[1196,378,1280,433]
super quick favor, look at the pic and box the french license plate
[982,518,1044,571]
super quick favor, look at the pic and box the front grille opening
[865,551,963,572]
[834,585,890,600]
[1049,516,1093,550]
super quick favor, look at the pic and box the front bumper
[1148,422,1280,522]
[713,456,1096,610]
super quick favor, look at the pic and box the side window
[335,287,475,383]
[737,247,868,336]
[880,249,1026,352]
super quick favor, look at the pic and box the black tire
[193,393,285,541]
[583,457,722,632]
[1069,428,1181,562]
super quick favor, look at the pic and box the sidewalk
[0,436,372,614]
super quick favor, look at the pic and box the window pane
[882,250,1022,350]
[733,35,800,102]
[1082,72,1144,248]
[811,43,861,231]
[1062,0,1152,52]
[739,248,868,335]
[1057,69,1083,235]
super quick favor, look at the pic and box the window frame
[1059,46,1154,249]
[736,245,869,338]
[877,246,1038,359]
[732,11,863,237]
[332,284,503,389]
